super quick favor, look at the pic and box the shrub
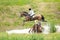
[50,22,56,33]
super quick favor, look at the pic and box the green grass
[0,0,60,6]
[0,0,31,6]
[0,33,60,40]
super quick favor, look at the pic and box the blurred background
[0,0,60,32]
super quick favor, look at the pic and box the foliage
[50,22,56,33]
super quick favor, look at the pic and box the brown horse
[29,22,43,33]
[20,11,47,25]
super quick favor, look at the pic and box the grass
[0,32,60,40]
[0,0,60,6]
[0,0,31,6]
[50,22,56,33]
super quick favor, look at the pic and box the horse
[20,11,47,25]
[29,22,43,33]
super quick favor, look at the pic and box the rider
[28,8,35,19]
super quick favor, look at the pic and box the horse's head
[20,11,28,17]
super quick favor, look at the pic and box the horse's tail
[41,15,47,22]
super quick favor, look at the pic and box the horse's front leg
[29,28,34,33]
[29,28,32,33]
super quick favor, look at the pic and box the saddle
[30,14,35,20]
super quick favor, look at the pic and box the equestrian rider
[28,8,35,19]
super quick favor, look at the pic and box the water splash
[42,22,50,34]
[6,28,31,34]
[55,25,60,32]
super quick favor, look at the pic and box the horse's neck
[24,13,29,16]
[23,13,27,16]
